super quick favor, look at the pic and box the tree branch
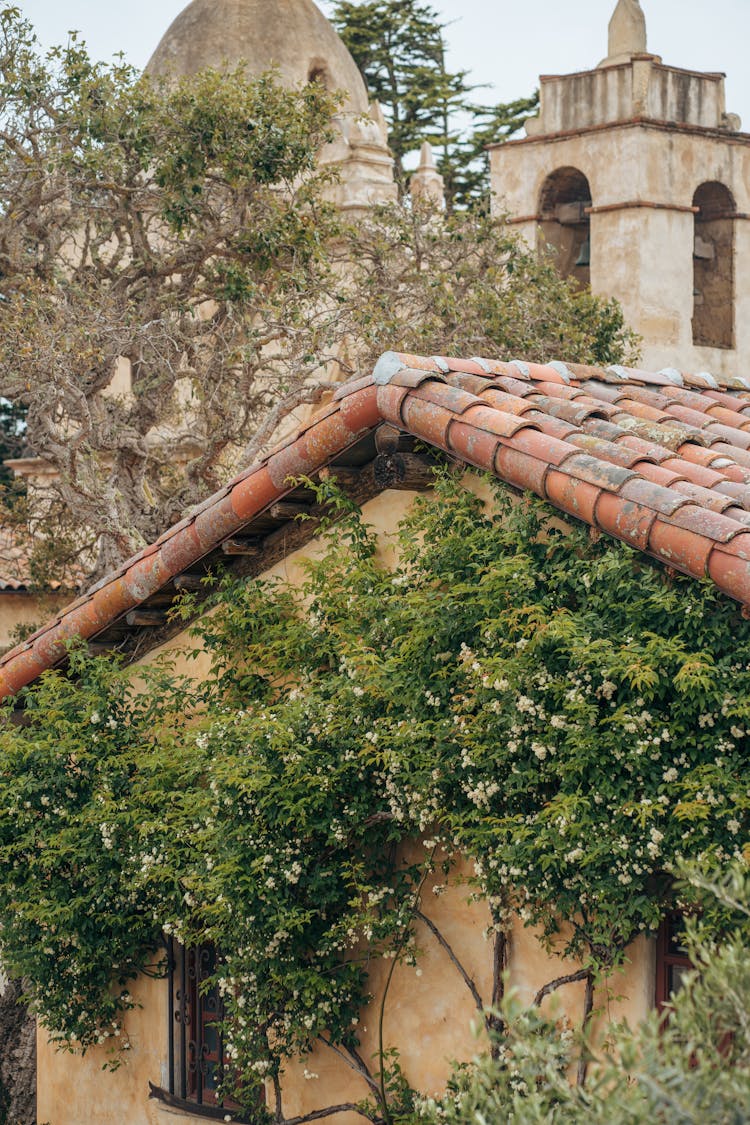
[414,909,484,1013]
[283,1104,378,1125]
[533,968,591,1008]
[487,924,509,1051]
[318,1035,381,1100]
[576,972,595,1088]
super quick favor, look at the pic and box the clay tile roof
[6,350,750,700]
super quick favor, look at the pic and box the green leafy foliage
[0,8,633,590]
[441,92,540,212]
[344,202,639,369]
[0,6,341,583]
[1,473,748,1117]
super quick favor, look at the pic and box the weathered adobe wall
[0,594,69,656]
[36,485,656,1125]
[531,62,726,136]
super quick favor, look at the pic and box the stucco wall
[36,485,657,1125]
[36,873,655,1125]
[277,860,654,1125]
[531,61,726,136]
[0,593,67,655]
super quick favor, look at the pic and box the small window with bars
[150,938,260,1121]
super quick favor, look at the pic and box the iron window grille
[150,937,256,1121]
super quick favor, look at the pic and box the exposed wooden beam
[373,452,436,491]
[221,537,264,557]
[318,465,362,488]
[125,609,167,628]
[375,425,415,454]
[269,500,312,520]
[173,574,211,593]
[375,423,403,453]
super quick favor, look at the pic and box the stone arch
[692,181,735,350]
[538,167,593,288]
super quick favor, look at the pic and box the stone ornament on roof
[599,0,649,68]
[409,142,445,208]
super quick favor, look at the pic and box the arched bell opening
[538,167,593,289]
[692,181,735,350]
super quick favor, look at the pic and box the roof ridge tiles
[709,443,750,469]
[714,481,750,507]
[704,389,750,412]
[478,389,541,417]
[569,381,625,405]
[570,432,654,468]
[556,451,636,491]
[530,381,587,401]
[616,415,710,449]
[705,424,750,450]
[706,404,750,428]
[529,395,617,426]
[667,480,736,514]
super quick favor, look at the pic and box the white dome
[146,0,370,114]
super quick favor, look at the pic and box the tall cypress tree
[445,93,540,211]
[332,0,538,210]
[332,0,474,195]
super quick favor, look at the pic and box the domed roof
[146,0,370,113]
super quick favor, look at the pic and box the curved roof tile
[5,351,750,700]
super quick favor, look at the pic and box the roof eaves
[8,352,750,702]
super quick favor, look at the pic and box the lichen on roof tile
[10,350,750,700]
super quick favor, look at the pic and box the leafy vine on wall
[1,471,749,1120]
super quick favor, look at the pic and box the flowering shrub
[0,472,749,1120]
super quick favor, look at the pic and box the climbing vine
[1,471,749,1120]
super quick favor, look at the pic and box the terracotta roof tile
[11,350,750,699]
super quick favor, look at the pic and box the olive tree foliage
[417,864,750,1125]
[0,6,636,591]
[0,474,748,1123]
[343,204,636,370]
[0,6,341,584]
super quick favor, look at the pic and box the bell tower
[490,1,750,380]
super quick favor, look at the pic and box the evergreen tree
[331,0,474,195]
[331,0,538,209]
[443,92,539,211]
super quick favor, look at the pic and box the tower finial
[600,0,648,67]
[409,142,445,208]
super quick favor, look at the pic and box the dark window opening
[308,60,331,89]
[655,913,693,1010]
[538,167,593,290]
[692,181,735,350]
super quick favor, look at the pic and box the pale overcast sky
[18,0,750,128]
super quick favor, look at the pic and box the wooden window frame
[655,912,693,1011]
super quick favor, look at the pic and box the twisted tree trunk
[0,980,35,1125]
